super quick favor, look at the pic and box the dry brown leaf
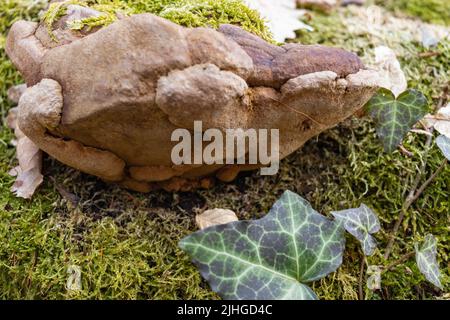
[7,106,44,199]
[66,265,82,291]
[367,265,381,291]
[424,104,450,138]
[373,46,407,97]
[195,208,238,230]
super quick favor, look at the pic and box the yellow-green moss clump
[43,0,273,41]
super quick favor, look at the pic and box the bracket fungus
[6,6,379,193]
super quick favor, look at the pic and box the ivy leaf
[179,190,345,300]
[365,88,428,152]
[436,135,450,160]
[415,234,442,289]
[331,204,380,256]
[195,208,238,229]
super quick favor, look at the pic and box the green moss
[374,0,450,26]
[43,2,68,41]
[293,6,450,298]
[42,0,273,42]
[0,0,218,300]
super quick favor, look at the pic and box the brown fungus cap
[7,12,378,192]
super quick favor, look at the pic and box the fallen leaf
[415,234,443,290]
[7,106,44,199]
[421,26,441,49]
[195,208,238,230]
[366,265,381,291]
[66,265,82,291]
[244,0,313,42]
[424,104,450,138]
[436,135,450,160]
[373,46,407,98]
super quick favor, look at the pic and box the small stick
[423,116,450,122]
[399,145,413,157]
[407,159,448,206]
[382,251,415,273]
[358,255,366,300]
[410,129,434,137]
[418,51,440,58]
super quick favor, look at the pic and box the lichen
[42,0,273,42]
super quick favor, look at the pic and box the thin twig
[423,116,450,122]
[382,251,415,273]
[399,145,413,157]
[358,255,365,300]
[407,159,448,206]
[405,133,434,208]
[418,51,440,58]
[410,129,434,137]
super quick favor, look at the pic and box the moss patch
[43,0,273,42]
[294,5,449,298]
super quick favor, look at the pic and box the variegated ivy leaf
[179,190,345,300]
[415,234,442,289]
[331,204,380,256]
[436,135,450,160]
[365,88,428,152]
